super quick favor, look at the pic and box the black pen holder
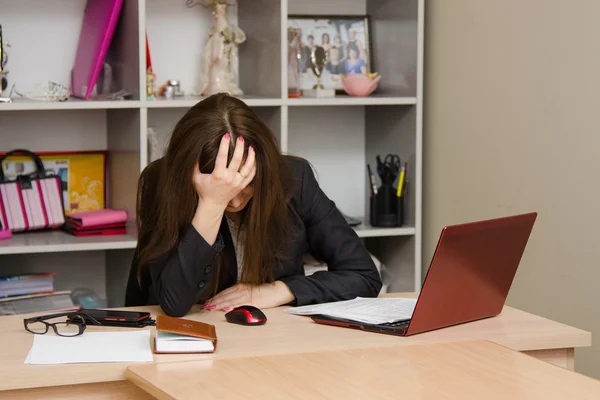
[370,183,404,227]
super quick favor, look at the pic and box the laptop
[311,212,538,336]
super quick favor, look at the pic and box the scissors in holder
[382,154,401,183]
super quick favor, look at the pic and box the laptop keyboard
[381,320,410,328]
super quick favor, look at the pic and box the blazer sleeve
[147,225,224,317]
[279,160,383,305]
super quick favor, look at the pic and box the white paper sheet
[284,297,417,324]
[24,330,154,365]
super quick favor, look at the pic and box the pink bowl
[342,73,381,97]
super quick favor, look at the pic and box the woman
[333,35,346,61]
[326,46,345,75]
[125,93,382,317]
[344,42,367,74]
[321,33,332,52]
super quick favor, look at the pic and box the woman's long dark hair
[136,93,294,292]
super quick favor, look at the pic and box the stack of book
[63,209,128,236]
[0,273,78,315]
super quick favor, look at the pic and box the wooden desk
[126,341,600,400]
[0,295,591,399]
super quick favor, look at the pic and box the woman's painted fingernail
[250,146,254,151]
[223,307,232,312]
[207,305,216,310]
[238,136,244,143]
[224,133,230,139]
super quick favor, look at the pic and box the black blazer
[125,157,382,317]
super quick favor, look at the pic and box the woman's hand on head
[203,281,295,311]
[193,133,256,210]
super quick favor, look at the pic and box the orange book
[154,315,217,354]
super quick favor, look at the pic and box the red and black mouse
[224,305,267,326]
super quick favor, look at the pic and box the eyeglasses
[23,311,100,337]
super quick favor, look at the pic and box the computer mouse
[224,305,267,326]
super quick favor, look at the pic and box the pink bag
[0,150,65,232]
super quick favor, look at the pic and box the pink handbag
[0,149,65,232]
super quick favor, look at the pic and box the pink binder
[71,0,124,100]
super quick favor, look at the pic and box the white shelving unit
[0,0,424,306]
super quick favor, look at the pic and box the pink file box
[71,0,124,100]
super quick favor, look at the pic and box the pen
[367,164,378,196]
[396,163,406,197]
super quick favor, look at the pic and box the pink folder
[71,0,124,100]
[66,209,128,228]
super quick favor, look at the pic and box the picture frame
[287,15,372,93]
[1,151,107,215]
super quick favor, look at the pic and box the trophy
[304,45,335,98]
[311,46,326,89]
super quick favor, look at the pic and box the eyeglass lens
[25,321,49,334]
[52,321,83,337]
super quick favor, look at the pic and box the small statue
[188,0,246,97]
[0,24,10,95]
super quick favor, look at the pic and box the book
[62,208,128,237]
[154,315,217,354]
[71,0,124,99]
[0,273,55,298]
[66,209,128,228]
[0,291,78,316]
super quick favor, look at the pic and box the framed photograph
[1,151,107,215]
[288,15,372,92]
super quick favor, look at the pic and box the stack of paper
[284,297,417,324]
[155,331,215,353]
[24,331,154,365]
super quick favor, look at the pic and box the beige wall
[424,0,600,377]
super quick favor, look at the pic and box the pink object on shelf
[71,0,124,100]
[66,209,128,228]
[0,228,11,240]
[341,73,381,97]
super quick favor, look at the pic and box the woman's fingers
[213,133,231,172]
[205,284,254,311]
[227,136,245,173]
[207,293,245,310]
[212,295,247,311]
[237,146,255,181]
[242,165,257,187]
[206,285,237,305]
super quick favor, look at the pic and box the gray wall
[424,0,600,377]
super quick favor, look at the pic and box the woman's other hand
[193,133,256,210]
[203,281,295,311]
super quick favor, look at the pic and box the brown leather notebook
[154,315,218,354]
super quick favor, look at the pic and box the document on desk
[24,330,154,365]
[284,297,417,324]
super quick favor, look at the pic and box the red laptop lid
[406,212,537,336]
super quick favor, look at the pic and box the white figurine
[194,0,246,97]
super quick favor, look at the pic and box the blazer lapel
[219,217,238,286]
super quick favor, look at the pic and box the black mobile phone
[68,309,154,328]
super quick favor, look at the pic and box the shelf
[0,96,418,112]
[0,99,142,112]
[286,95,417,107]
[144,95,284,109]
[354,225,416,238]
[0,224,412,255]
[143,95,418,108]
[0,231,137,255]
